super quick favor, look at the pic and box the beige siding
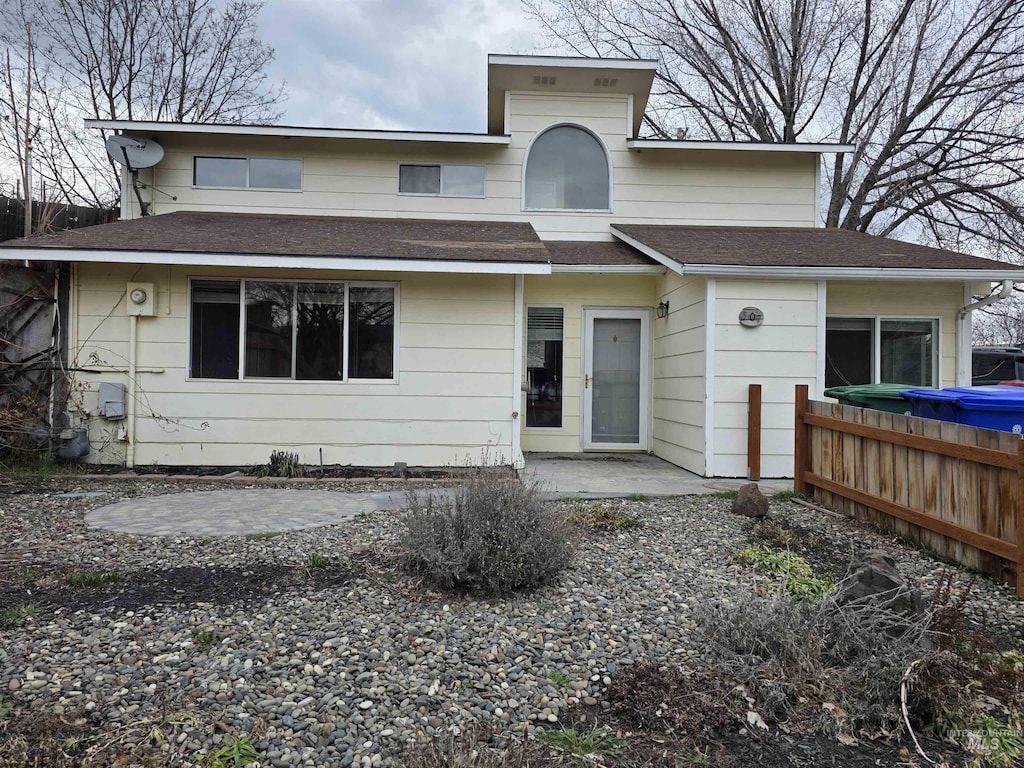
[70,263,516,466]
[712,279,820,478]
[651,273,706,474]
[827,281,960,389]
[123,93,818,235]
[520,274,657,453]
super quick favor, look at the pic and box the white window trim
[521,122,614,214]
[825,314,941,388]
[186,276,400,384]
[192,155,304,192]
[396,162,486,198]
[523,303,567,432]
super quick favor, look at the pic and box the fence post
[748,383,762,481]
[794,384,809,495]
[1017,440,1024,598]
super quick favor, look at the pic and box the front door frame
[581,306,652,451]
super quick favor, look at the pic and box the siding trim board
[704,278,716,477]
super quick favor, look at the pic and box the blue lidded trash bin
[901,385,1024,434]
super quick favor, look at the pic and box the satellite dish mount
[105,135,173,216]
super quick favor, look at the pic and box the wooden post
[1017,440,1024,597]
[794,384,810,495]
[748,383,762,481]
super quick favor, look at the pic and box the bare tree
[526,0,1024,252]
[0,0,284,208]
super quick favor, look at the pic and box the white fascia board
[85,120,511,144]
[609,227,686,275]
[550,264,665,275]
[627,139,855,153]
[1,248,551,275]
[488,54,658,71]
[678,263,1024,282]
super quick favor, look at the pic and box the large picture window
[825,316,937,388]
[526,306,564,428]
[189,279,397,381]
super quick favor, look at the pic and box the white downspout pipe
[126,314,138,468]
[956,280,1014,387]
[960,279,1013,316]
[511,274,525,469]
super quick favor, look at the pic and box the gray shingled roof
[612,223,1012,270]
[2,211,549,263]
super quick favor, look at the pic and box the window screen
[881,320,935,386]
[441,165,485,196]
[348,287,395,379]
[524,125,610,210]
[526,307,564,428]
[190,280,240,379]
[825,317,872,388]
[248,157,302,190]
[399,164,441,194]
[194,157,247,188]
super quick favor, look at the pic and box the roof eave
[676,263,1024,281]
[84,120,512,145]
[626,139,855,153]
[0,247,551,275]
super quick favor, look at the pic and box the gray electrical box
[98,382,127,420]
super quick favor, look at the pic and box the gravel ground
[1,479,1022,767]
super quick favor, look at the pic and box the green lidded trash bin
[823,384,915,415]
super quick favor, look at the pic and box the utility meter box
[98,381,127,420]
[126,282,156,316]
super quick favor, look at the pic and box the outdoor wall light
[656,300,670,319]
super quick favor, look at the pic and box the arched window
[524,125,610,210]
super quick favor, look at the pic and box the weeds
[0,698,12,720]
[536,726,628,762]
[708,490,738,500]
[402,468,574,596]
[196,735,263,767]
[253,450,306,479]
[0,605,37,629]
[628,493,650,501]
[770,490,802,503]
[191,628,221,649]
[751,518,822,553]
[401,724,544,767]
[567,501,640,531]
[246,532,280,541]
[66,571,123,588]
[307,553,331,569]
[548,670,571,690]
[731,545,833,602]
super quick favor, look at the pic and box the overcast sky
[257,0,549,132]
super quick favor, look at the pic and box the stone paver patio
[85,488,431,536]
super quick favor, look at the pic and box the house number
[739,307,764,327]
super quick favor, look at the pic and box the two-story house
[5,54,1024,477]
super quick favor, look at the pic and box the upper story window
[398,163,485,197]
[524,125,610,211]
[193,156,303,191]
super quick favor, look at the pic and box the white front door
[582,308,651,450]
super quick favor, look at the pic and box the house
[4,54,1024,478]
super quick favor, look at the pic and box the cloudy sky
[257,0,550,132]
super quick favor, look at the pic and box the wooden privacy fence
[793,384,1024,596]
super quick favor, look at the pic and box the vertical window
[524,125,610,210]
[881,320,935,387]
[348,287,395,379]
[526,307,564,428]
[296,283,344,380]
[825,317,937,388]
[189,280,240,379]
[191,280,396,381]
[245,282,294,378]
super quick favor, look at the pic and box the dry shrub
[402,469,574,596]
[696,590,931,736]
[928,573,993,655]
[607,661,738,738]
[402,724,545,767]
[751,518,821,553]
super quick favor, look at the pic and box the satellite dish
[105,135,164,169]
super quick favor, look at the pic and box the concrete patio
[524,452,791,497]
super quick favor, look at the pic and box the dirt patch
[1,562,357,616]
